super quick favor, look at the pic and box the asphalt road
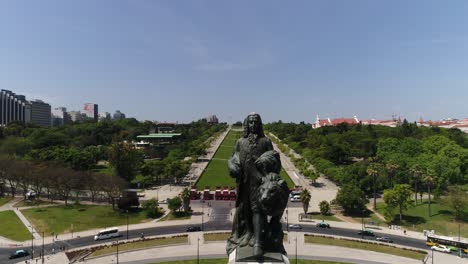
[1,219,432,264]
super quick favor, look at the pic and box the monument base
[227,247,290,264]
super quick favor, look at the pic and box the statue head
[243,112,265,138]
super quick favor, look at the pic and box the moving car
[316,222,330,228]
[357,230,375,236]
[376,236,393,243]
[9,249,29,259]
[94,227,120,241]
[288,224,302,229]
[431,245,451,253]
[186,226,202,232]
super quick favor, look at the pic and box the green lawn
[159,211,192,222]
[305,235,426,260]
[302,212,343,222]
[0,210,32,241]
[91,236,188,257]
[22,205,150,235]
[196,130,294,190]
[376,200,468,237]
[204,232,230,242]
[0,196,13,206]
[150,260,350,264]
[13,199,56,208]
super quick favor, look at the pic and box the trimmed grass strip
[304,235,426,260]
[0,210,32,241]
[22,205,150,235]
[91,236,188,257]
[150,259,350,264]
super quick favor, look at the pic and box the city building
[83,103,98,121]
[52,107,69,127]
[0,89,31,126]
[207,115,219,124]
[30,100,51,127]
[99,112,112,122]
[68,111,83,122]
[113,110,126,120]
[154,122,176,133]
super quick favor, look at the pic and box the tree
[386,163,399,188]
[336,184,368,215]
[424,173,434,218]
[108,142,143,182]
[300,189,311,214]
[180,188,191,213]
[366,163,379,210]
[319,200,331,215]
[410,164,422,206]
[168,196,182,213]
[443,185,468,221]
[142,198,161,218]
[383,184,412,222]
[102,174,127,210]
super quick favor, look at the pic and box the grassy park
[376,200,468,237]
[304,235,426,260]
[22,204,150,235]
[0,196,12,206]
[0,210,32,241]
[196,129,294,190]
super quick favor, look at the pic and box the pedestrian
[404,230,407,235]
[52,248,54,254]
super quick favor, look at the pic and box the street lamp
[115,240,119,264]
[29,225,34,260]
[201,200,204,231]
[42,231,45,264]
[295,235,298,264]
[126,210,129,240]
[197,237,200,264]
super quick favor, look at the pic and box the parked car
[357,230,375,236]
[9,249,29,259]
[431,245,451,253]
[186,226,202,232]
[426,241,438,247]
[288,224,302,229]
[290,195,301,202]
[376,236,393,243]
[159,199,168,204]
[316,222,331,228]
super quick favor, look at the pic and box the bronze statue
[227,113,289,260]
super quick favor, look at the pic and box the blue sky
[1,1,468,123]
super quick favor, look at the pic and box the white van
[290,195,301,202]
[94,228,120,241]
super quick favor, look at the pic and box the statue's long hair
[242,113,265,138]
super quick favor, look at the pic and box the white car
[431,245,451,253]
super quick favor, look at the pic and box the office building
[113,110,126,120]
[99,112,111,122]
[30,100,51,127]
[83,103,98,121]
[0,89,31,126]
[52,107,69,127]
[68,111,83,122]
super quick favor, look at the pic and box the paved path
[269,132,339,212]
[12,208,41,239]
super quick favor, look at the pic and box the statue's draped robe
[226,136,273,255]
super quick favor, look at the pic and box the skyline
[1,1,468,123]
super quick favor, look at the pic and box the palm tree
[386,163,399,188]
[410,165,422,206]
[424,174,434,217]
[180,187,192,213]
[367,164,379,210]
[300,189,311,214]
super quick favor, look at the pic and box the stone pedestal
[227,248,290,264]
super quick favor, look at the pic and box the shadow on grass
[343,208,373,218]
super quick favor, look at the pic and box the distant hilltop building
[0,89,51,127]
[313,115,359,128]
[207,115,219,124]
[417,117,468,133]
[113,110,126,120]
[83,103,98,121]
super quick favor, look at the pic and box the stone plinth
[228,248,290,264]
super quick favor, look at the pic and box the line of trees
[0,156,126,209]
